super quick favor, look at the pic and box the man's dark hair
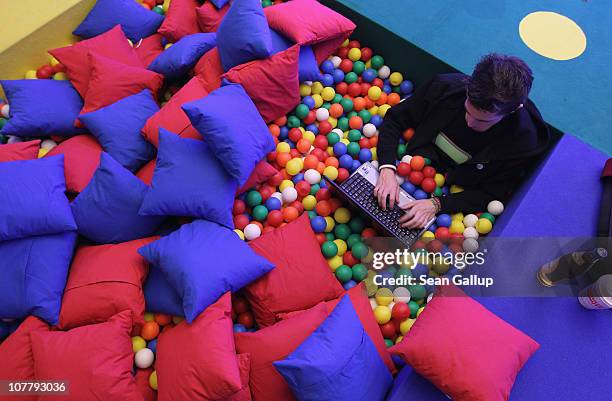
[467,53,533,114]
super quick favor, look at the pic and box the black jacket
[378,73,551,214]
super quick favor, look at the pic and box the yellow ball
[302,195,317,210]
[348,47,362,61]
[476,218,493,234]
[375,288,394,306]
[365,60,372,69]
[420,231,435,242]
[434,173,445,187]
[374,306,392,324]
[451,212,464,221]
[449,220,465,235]
[276,142,290,153]
[395,335,404,344]
[144,312,155,322]
[327,116,337,128]
[37,148,49,158]
[326,146,334,156]
[416,307,425,318]
[368,85,382,101]
[341,38,349,47]
[279,179,294,192]
[172,316,184,324]
[299,84,312,97]
[323,166,338,181]
[389,72,404,86]
[334,239,347,256]
[371,147,377,160]
[340,138,350,146]
[164,43,173,50]
[233,229,245,240]
[286,158,303,176]
[49,56,60,66]
[303,131,315,143]
[24,70,37,79]
[450,184,464,194]
[399,318,416,335]
[149,371,158,390]
[321,87,335,101]
[312,94,323,108]
[334,207,351,224]
[311,81,323,95]
[328,255,343,271]
[162,0,171,12]
[53,72,68,80]
[131,336,147,352]
[378,104,391,117]
[324,216,335,232]
[368,105,379,115]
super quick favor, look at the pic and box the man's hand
[399,199,436,229]
[374,168,399,210]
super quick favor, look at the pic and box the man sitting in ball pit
[374,53,550,228]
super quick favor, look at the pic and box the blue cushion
[0,231,77,325]
[70,153,164,244]
[270,30,321,82]
[138,219,275,322]
[216,0,271,71]
[210,0,230,9]
[0,80,85,138]
[148,33,217,80]
[78,90,157,172]
[0,155,77,241]
[274,295,393,401]
[143,264,184,317]
[73,0,164,41]
[138,128,237,228]
[182,84,275,186]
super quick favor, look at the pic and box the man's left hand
[399,199,436,229]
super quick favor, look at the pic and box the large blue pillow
[0,80,85,138]
[78,89,157,172]
[270,29,321,82]
[210,0,230,9]
[139,128,237,227]
[0,231,77,325]
[70,153,164,244]
[143,264,184,317]
[73,0,164,41]
[216,0,271,71]
[138,219,275,323]
[182,84,275,186]
[148,33,217,80]
[0,155,76,241]
[274,295,393,401]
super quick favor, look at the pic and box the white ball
[401,155,413,164]
[244,224,262,241]
[362,123,377,138]
[303,81,313,86]
[134,348,155,369]
[393,287,411,303]
[7,136,23,144]
[370,160,379,169]
[315,107,329,122]
[396,175,405,185]
[369,298,378,310]
[281,187,298,203]
[331,56,342,68]
[304,169,321,185]
[271,192,283,202]
[387,301,396,312]
[40,139,57,150]
[427,293,434,303]
[378,65,391,79]
[463,214,478,228]
[463,227,479,240]
[487,200,504,216]
[331,128,344,138]
[462,238,479,253]
[1,104,9,118]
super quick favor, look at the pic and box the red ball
[36,65,54,79]
[358,137,371,149]
[328,197,342,212]
[262,225,276,234]
[371,78,384,88]
[435,227,450,242]
[337,47,349,59]
[315,187,331,201]
[288,128,302,143]
[349,116,363,130]
[422,166,436,178]
[336,168,350,182]
[343,251,359,266]
[311,147,327,162]
[267,151,277,162]
[268,171,283,186]
[408,171,424,185]
[360,83,371,97]
[360,47,373,61]
[259,185,274,202]
[391,302,411,321]
[303,110,317,125]
[233,214,250,230]
[396,162,411,177]
[52,63,66,74]
[362,227,377,238]
[348,83,362,97]
[426,239,444,253]
[315,200,331,216]
[421,177,436,193]
[232,199,246,215]
[380,321,397,340]
[266,210,283,227]
[449,233,464,245]
[448,242,463,254]
[336,82,348,95]
[318,121,332,136]
[348,40,361,49]
[313,135,328,150]
[237,311,255,328]
[412,240,426,251]
[315,233,327,245]
[295,181,311,197]
[297,138,311,154]
[232,297,249,314]
[289,149,300,159]
[339,59,353,73]
[289,200,305,214]
[410,155,425,171]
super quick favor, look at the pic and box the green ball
[344,72,358,84]
[262,0,273,7]
[340,98,353,113]
[152,5,165,15]
[371,55,385,69]
[352,263,368,281]
[408,300,420,318]
[351,242,368,259]
[287,115,301,128]
[424,157,431,165]
[0,118,6,130]
[347,142,361,157]
[252,205,268,221]
[335,265,353,283]
[246,190,262,207]
[295,104,310,119]
[395,267,413,279]
[352,61,365,75]
[321,241,338,258]
[409,284,427,300]
[433,187,443,197]
[347,129,361,142]
[347,111,358,119]
[310,184,320,195]
[349,216,365,233]
[358,110,372,123]
[392,86,401,93]
[332,94,343,104]
[325,232,336,241]
[337,117,350,131]
[347,233,362,249]
[334,223,351,240]
[327,132,340,146]
[384,339,394,348]
[480,212,496,223]
[308,211,317,219]
[322,102,331,110]
[397,143,407,158]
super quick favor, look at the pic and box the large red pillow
[156,293,243,401]
[222,354,252,401]
[135,367,157,401]
[135,33,165,66]
[141,75,207,147]
[244,213,344,327]
[390,285,540,401]
[223,45,300,123]
[136,158,157,185]
[279,283,396,374]
[193,47,224,92]
[30,311,142,401]
[44,135,102,193]
[196,1,229,32]
[58,237,159,330]
[49,25,143,98]
[80,52,163,117]
[158,0,201,42]
[236,160,278,195]
[0,140,40,162]
[0,317,49,401]
[234,303,328,401]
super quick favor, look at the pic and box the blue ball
[401,181,416,195]
[444,267,461,279]
[441,186,449,195]
[413,189,428,200]
[147,339,158,353]
[383,79,390,86]
[319,179,327,188]
[333,142,347,156]
[321,73,334,87]
[292,173,305,183]
[358,148,372,163]
[305,124,318,135]
[362,68,377,83]
[350,159,362,173]
[302,96,315,109]
[412,263,429,280]
[339,154,354,169]
[311,216,327,233]
[233,324,247,333]
[279,126,289,140]
[343,280,358,290]
[321,60,334,74]
[436,214,452,227]
[370,114,383,127]
[428,223,437,233]
[286,139,296,149]
[383,84,392,94]
[264,197,281,211]
[400,80,414,94]
[332,69,345,84]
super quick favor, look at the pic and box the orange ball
[274,116,287,126]
[403,128,415,141]
[410,155,425,171]
[154,313,172,326]
[315,200,332,216]
[349,116,363,130]
[325,157,339,168]
[375,92,388,106]
[364,97,375,109]
[268,124,280,137]
[329,103,344,118]
[304,154,319,170]
[297,138,311,154]
[353,97,366,112]
[387,93,401,106]
[316,162,326,174]
[276,152,291,167]
[141,321,160,341]
[282,206,299,222]
[368,136,378,147]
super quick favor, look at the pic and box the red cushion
[31,310,142,401]
[80,52,163,117]
[223,45,300,123]
[234,303,328,401]
[44,135,102,193]
[236,160,278,195]
[135,33,165,67]
[196,1,229,32]
[193,47,224,92]
[136,158,157,185]
[221,353,252,401]
[158,0,201,42]
[135,367,157,401]
[0,140,40,162]
[390,285,540,401]
[157,293,243,401]
[142,75,207,147]
[58,237,158,330]
[279,283,396,374]
[49,25,143,98]
[0,316,49,401]
[244,213,343,327]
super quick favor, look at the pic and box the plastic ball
[328,255,343,271]
[462,214,478,228]
[246,190,262,207]
[233,323,247,333]
[302,169,321,185]
[409,155,425,171]
[244,224,262,240]
[351,263,368,281]
[374,306,392,324]
[375,288,394,306]
[487,200,504,216]
[421,177,436,193]
[282,206,300,222]
[351,242,368,259]
[462,238,479,253]
[475,218,493,234]
[463,226,479,240]
[449,220,465,235]
[391,301,411,321]
[135,348,155,369]
[399,318,416,335]
[335,264,353,283]
[281,187,298,204]
[334,239,348,256]
[132,336,147,352]
[321,240,339,258]
[141,321,160,341]
[393,287,411,303]
[450,184,464,194]
[389,72,404,86]
[264,197,282,211]
[0,104,9,119]
[334,207,351,224]
[40,139,57,150]
[377,65,391,79]
[302,195,317,210]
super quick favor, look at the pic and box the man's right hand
[374,168,400,210]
